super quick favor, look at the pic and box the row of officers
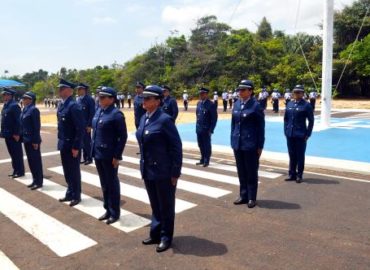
[0,78,314,253]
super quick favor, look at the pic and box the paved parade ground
[0,107,370,270]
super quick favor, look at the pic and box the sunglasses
[99,96,111,99]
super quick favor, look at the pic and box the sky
[0,0,356,77]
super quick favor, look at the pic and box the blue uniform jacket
[57,96,84,150]
[134,95,146,128]
[91,105,127,160]
[136,109,182,181]
[284,99,314,138]
[196,99,218,134]
[162,96,179,121]
[1,100,21,138]
[77,95,96,128]
[231,98,265,151]
[20,104,41,144]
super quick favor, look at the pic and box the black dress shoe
[233,197,247,205]
[98,212,110,221]
[84,160,93,165]
[296,177,302,183]
[203,163,209,167]
[106,217,119,225]
[59,197,72,202]
[27,183,35,188]
[30,185,42,190]
[69,199,81,207]
[142,237,160,245]
[195,161,204,166]
[12,174,25,178]
[285,177,296,181]
[156,239,171,253]
[247,200,256,208]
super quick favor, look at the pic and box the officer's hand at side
[112,158,120,168]
[257,148,263,158]
[86,127,92,133]
[32,144,39,150]
[171,177,178,186]
[13,135,20,142]
[71,149,79,158]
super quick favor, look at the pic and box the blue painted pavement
[177,117,370,163]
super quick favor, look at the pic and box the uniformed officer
[57,79,84,207]
[91,87,128,225]
[161,85,179,121]
[257,87,269,110]
[1,88,25,178]
[213,91,219,109]
[271,89,281,113]
[284,88,292,107]
[76,83,96,165]
[231,80,265,208]
[228,90,233,109]
[284,85,314,183]
[127,92,132,108]
[195,87,218,167]
[309,88,318,110]
[20,92,43,190]
[136,85,182,253]
[134,81,146,129]
[182,90,189,111]
[222,90,228,112]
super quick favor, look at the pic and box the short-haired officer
[134,81,146,129]
[1,88,25,178]
[284,85,314,183]
[20,91,44,190]
[136,85,182,253]
[92,87,127,225]
[195,87,218,167]
[231,80,265,208]
[57,79,84,207]
[161,85,179,121]
[76,83,96,165]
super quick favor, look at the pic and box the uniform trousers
[24,142,43,186]
[144,179,176,242]
[5,137,24,175]
[95,159,121,219]
[234,149,259,201]
[60,148,81,200]
[287,137,307,179]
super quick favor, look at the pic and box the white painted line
[122,156,240,186]
[91,164,231,199]
[48,167,196,214]
[182,158,282,179]
[0,188,97,257]
[0,250,19,270]
[0,151,59,164]
[15,174,150,233]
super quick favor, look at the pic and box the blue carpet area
[177,117,370,163]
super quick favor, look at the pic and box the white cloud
[93,16,117,24]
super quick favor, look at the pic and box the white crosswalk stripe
[88,164,231,199]
[0,188,97,257]
[0,250,19,270]
[48,166,197,214]
[15,174,151,233]
[182,158,282,179]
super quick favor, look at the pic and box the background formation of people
[1,79,316,253]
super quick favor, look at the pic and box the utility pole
[320,0,334,128]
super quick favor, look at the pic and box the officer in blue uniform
[195,87,218,167]
[57,79,84,206]
[1,88,25,178]
[231,80,265,208]
[136,85,182,253]
[161,85,179,121]
[134,81,146,129]
[91,87,127,225]
[76,83,96,165]
[284,85,314,183]
[20,92,43,190]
